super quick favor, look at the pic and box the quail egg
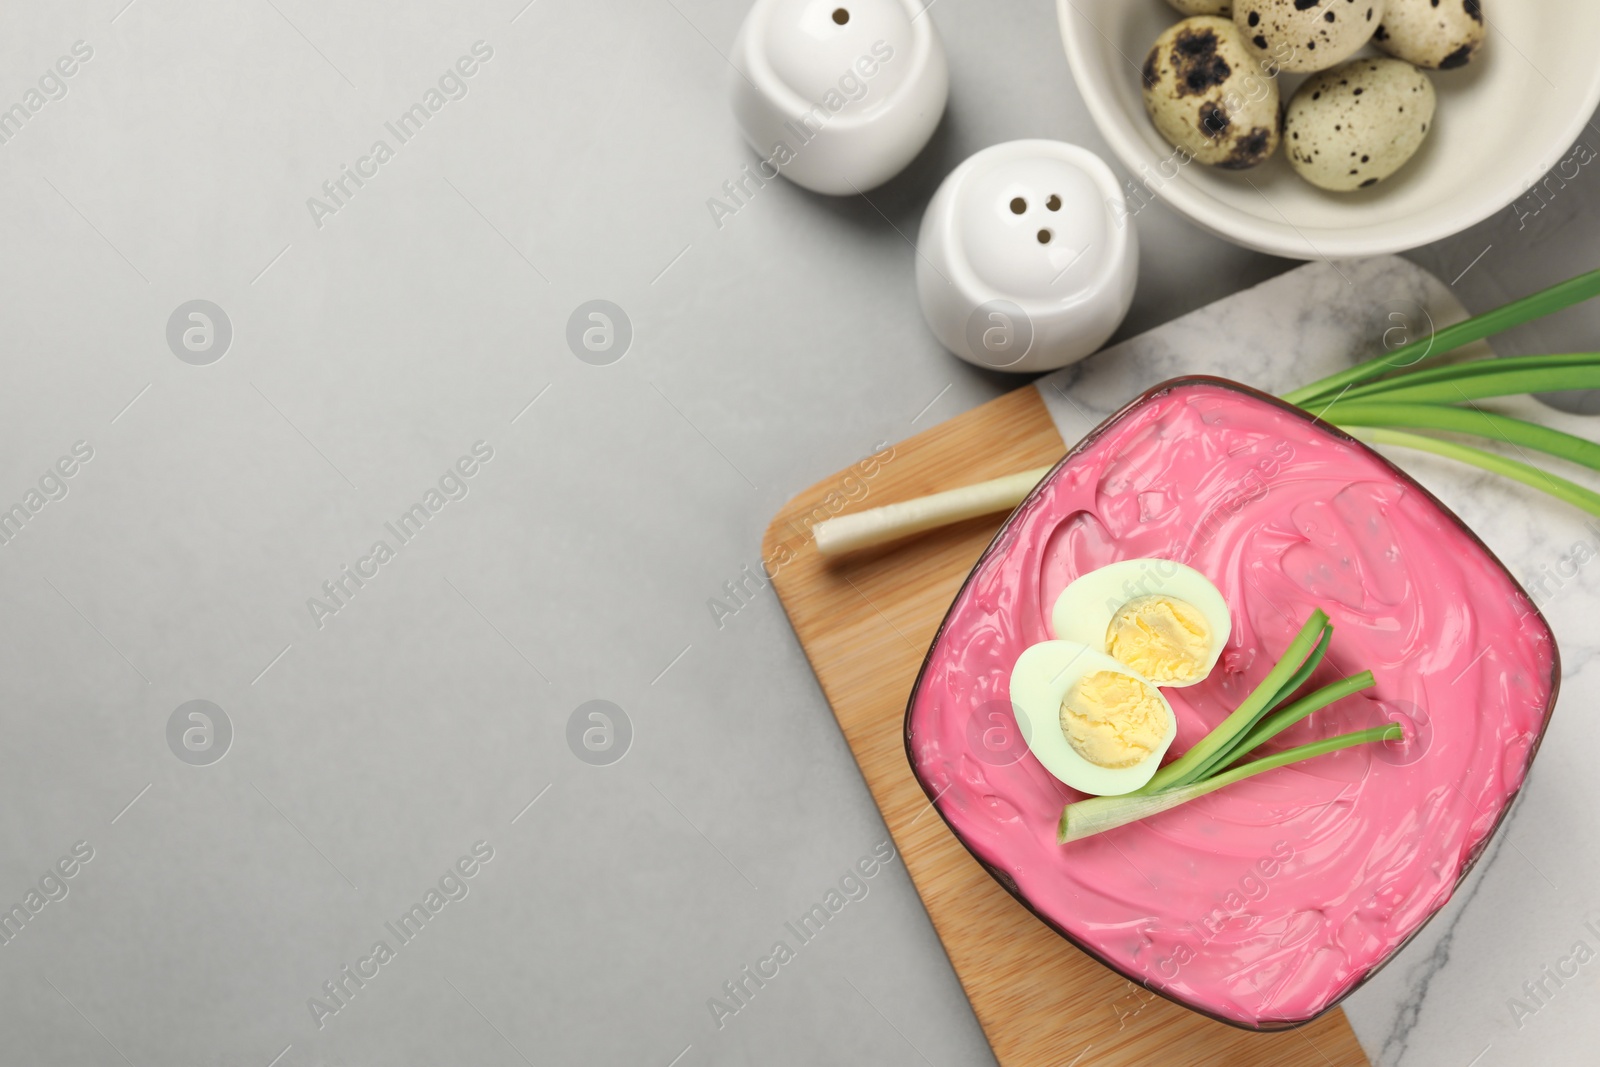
[1167,0,1232,15]
[1050,558,1231,687]
[1233,0,1385,73]
[1374,0,1485,70]
[1141,17,1281,170]
[1284,57,1437,191]
[1010,640,1178,795]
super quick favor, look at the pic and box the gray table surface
[1,2,1596,1065]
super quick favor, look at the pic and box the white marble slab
[1035,257,1600,1067]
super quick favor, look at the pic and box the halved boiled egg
[1009,640,1177,795]
[1050,558,1231,688]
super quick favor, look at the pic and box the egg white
[1050,558,1231,687]
[1009,640,1177,796]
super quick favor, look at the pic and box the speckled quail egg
[1374,0,1485,70]
[1284,57,1437,191]
[1233,0,1386,73]
[1141,17,1281,170]
[1051,558,1232,687]
[1167,0,1232,15]
[1010,640,1178,795]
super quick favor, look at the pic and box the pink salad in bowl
[904,376,1558,1029]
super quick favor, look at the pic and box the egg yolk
[1060,670,1169,769]
[1105,595,1212,685]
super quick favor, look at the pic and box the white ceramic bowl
[1058,0,1600,258]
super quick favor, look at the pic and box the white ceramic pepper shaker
[916,140,1139,373]
[730,0,948,195]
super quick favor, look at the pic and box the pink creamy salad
[905,378,1558,1029]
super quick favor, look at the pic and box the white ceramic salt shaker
[917,140,1139,373]
[730,0,948,195]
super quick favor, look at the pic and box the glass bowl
[904,376,1559,1029]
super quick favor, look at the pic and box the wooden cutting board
[761,383,1368,1067]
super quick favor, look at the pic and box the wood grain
[763,385,1369,1067]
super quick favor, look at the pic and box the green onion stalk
[1282,267,1600,517]
[1060,610,1396,843]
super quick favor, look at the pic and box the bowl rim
[1055,0,1600,258]
[900,374,1562,1031]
